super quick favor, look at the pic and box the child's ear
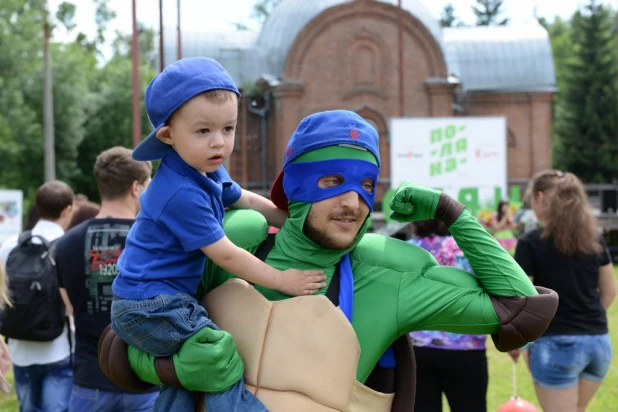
[156,126,173,146]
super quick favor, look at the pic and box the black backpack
[1,231,66,341]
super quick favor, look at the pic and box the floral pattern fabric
[408,236,487,350]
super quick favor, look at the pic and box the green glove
[127,327,245,393]
[389,182,441,223]
[127,345,162,386]
[174,327,245,393]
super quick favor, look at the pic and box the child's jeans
[111,293,215,356]
[111,292,268,411]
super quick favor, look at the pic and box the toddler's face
[162,93,237,173]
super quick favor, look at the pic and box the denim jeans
[155,380,268,412]
[111,293,217,356]
[530,334,612,390]
[69,385,158,412]
[111,293,267,411]
[13,355,73,412]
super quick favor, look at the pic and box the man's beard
[303,211,361,250]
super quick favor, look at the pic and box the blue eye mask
[282,158,379,210]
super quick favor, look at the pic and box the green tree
[546,17,575,167]
[0,0,47,205]
[75,0,117,54]
[440,3,464,28]
[473,0,509,26]
[0,0,149,209]
[553,2,617,182]
[74,28,156,201]
[251,0,283,24]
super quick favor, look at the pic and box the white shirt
[0,220,72,366]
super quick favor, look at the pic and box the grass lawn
[0,272,615,411]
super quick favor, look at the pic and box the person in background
[0,180,75,412]
[67,200,101,230]
[491,199,514,231]
[0,262,12,393]
[23,204,39,232]
[491,199,517,255]
[512,188,539,239]
[408,219,488,412]
[512,170,616,412]
[55,147,158,411]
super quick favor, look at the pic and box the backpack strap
[17,230,32,245]
[16,231,52,251]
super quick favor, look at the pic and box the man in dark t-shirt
[55,147,158,411]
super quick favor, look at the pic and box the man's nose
[339,190,361,209]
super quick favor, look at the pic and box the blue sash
[338,253,396,368]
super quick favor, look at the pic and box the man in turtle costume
[99,110,557,411]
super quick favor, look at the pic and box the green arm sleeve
[398,264,500,334]
[354,235,501,336]
[448,209,537,296]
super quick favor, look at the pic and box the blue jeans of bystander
[13,355,73,412]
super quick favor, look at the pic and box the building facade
[163,0,557,202]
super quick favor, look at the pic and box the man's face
[158,93,237,173]
[303,174,373,249]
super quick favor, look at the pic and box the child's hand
[278,269,326,296]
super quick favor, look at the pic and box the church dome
[256,0,444,77]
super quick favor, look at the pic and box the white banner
[390,117,507,212]
[0,190,23,245]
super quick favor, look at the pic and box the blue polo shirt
[113,149,242,300]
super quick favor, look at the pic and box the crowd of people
[0,55,611,412]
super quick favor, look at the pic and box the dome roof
[256,0,444,77]
[443,25,557,92]
[159,1,556,93]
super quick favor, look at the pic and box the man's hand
[277,269,326,296]
[389,182,441,223]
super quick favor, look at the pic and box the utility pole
[177,0,182,60]
[131,0,141,148]
[43,0,56,181]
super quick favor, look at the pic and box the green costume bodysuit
[101,110,557,408]
[203,203,535,383]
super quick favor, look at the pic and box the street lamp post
[43,1,55,181]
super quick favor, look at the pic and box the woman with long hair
[492,199,513,231]
[409,219,488,412]
[513,170,616,412]
[491,199,517,255]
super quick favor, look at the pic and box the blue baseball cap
[270,110,380,210]
[133,57,241,161]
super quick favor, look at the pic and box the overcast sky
[48,0,616,51]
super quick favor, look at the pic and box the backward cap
[133,57,240,161]
[282,110,380,167]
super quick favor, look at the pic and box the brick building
[163,0,557,202]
